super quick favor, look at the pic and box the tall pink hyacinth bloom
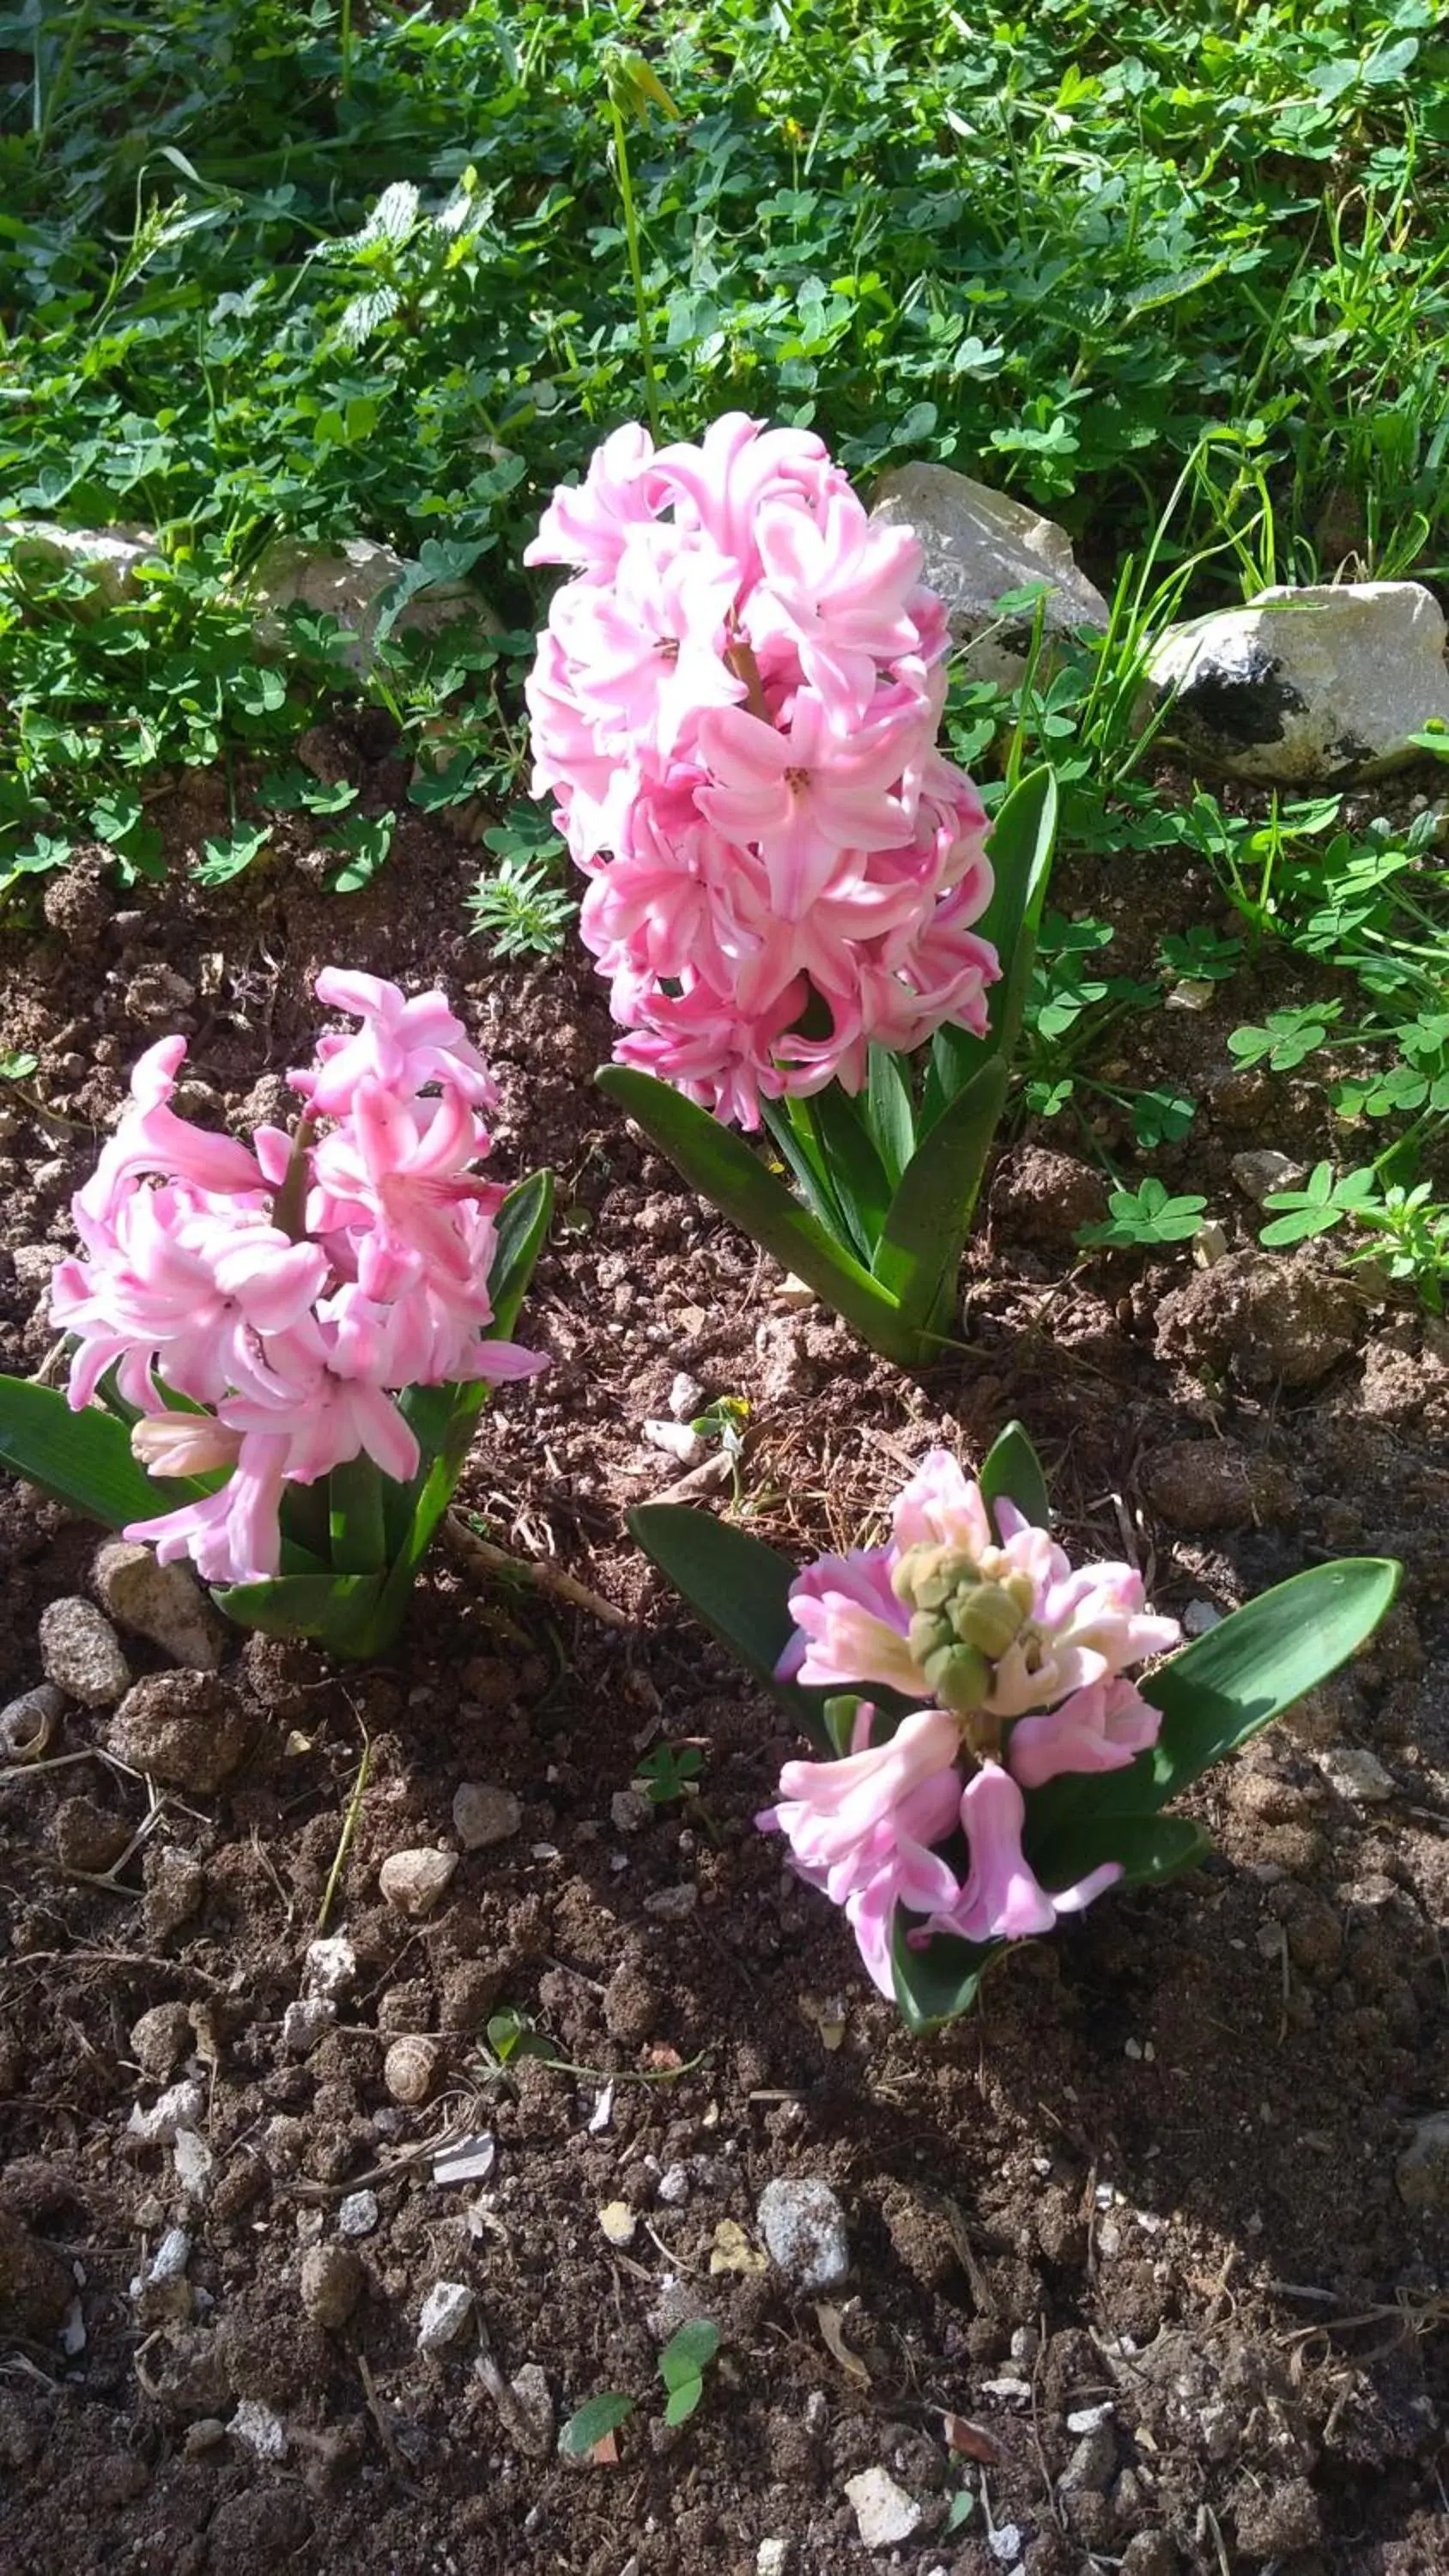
[525,413,998,1127]
[51,971,546,1589]
[757,1446,1182,1996]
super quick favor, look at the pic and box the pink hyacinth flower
[1006,1676,1162,1790]
[76,1036,265,1228]
[758,1703,965,1997]
[927,1762,1122,1945]
[696,690,914,920]
[778,1547,917,1698]
[298,970,496,1115]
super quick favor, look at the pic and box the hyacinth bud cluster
[50,971,544,1588]
[524,413,1000,1128]
[760,1450,1180,1995]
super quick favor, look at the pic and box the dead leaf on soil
[941,2412,1003,2465]
[815,2301,870,2385]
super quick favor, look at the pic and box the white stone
[230,2397,288,2460]
[757,2546,790,2576]
[4,519,160,605]
[610,1788,652,1835]
[128,2080,205,2146]
[250,534,488,675]
[642,1418,702,1465]
[337,2190,380,2238]
[173,2130,215,2200]
[1183,1600,1223,1637]
[507,2361,555,2454]
[92,1540,226,1672]
[668,1372,706,1421]
[1319,1744,1395,1803]
[452,1781,523,1850]
[656,2164,690,2207]
[1144,581,1449,785]
[379,1846,458,1917]
[757,2177,850,2292]
[304,1935,358,2000]
[282,1997,336,2057]
[416,2280,476,2354]
[987,2526,1023,2564]
[844,2466,923,2549]
[1066,2403,1115,2434]
[871,463,1109,686]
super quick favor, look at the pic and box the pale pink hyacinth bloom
[780,1449,1179,1727]
[925,1762,1123,1945]
[1006,1677,1162,1791]
[52,972,545,1589]
[758,1704,963,1997]
[525,413,997,1127]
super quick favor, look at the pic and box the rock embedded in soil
[870,463,1109,685]
[92,1539,226,1672]
[336,2190,379,2239]
[379,1846,458,1917]
[1395,2111,1449,2215]
[3,517,160,604]
[39,1597,131,1708]
[142,1844,205,1938]
[127,2078,205,2146]
[1230,1148,1307,1207]
[1138,1438,1296,1533]
[1319,1745,1395,1804]
[304,1935,357,2000]
[1154,1251,1359,1390]
[52,1793,132,1874]
[1060,2423,1118,2492]
[128,2002,191,2081]
[229,2397,288,2461]
[251,533,490,676]
[106,1669,254,1792]
[757,2177,851,2293]
[416,2280,476,2354]
[281,1998,337,2057]
[1230,2474,1323,2555]
[451,1780,523,1850]
[843,2465,924,2549]
[299,2242,365,2330]
[1119,2537,1180,2576]
[1143,580,1449,784]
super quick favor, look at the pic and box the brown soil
[1,735,1446,2576]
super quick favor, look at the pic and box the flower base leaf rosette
[0,975,552,1663]
[630,1422,1399,2032]
[525,414,1058,1369]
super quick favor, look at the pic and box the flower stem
[605,88,662,443]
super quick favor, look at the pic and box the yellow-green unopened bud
[946,1575,1034,1659]
[891,1541,979,1613]
[921,1638,992,1716]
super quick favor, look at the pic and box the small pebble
[757,2177,850,2293]
[642,1882,697,1919]
[1066,2403,1115,2434]
[300,2242,365,2330]
[129,2002,191,2081]
[379,1847,458,1917]
[844,2467,922,2549]
[230,2398,288,2461]
[987,2526,1022,2564]
[598,2202,637,2247]
[668,1371,705,1420]
[757,2545,790,2576]
[452,1782,523,1850]
[1232,1148,1307,1207]
[656,2164,690,2208]
[128,2080,205,2146]
[173,2130,214,2200]
[106,1670,253,1792]
[416,2280,475,2354]
[304,1935,357,2000]
[281,1997,336,2057]
[1319,1745,1395,1803]
[337,2190,380,2239]
[610,1788,652,1834]
[39,1597,130,1708]
[508,2361,555,2454]
[92,1539,225,1672]
[1182,1599,1222,1637]
[384,2036,440,2106]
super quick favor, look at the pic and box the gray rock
[451,1782,523,1850]
[1231,1149,1307,1208]
[642,1882,698,1919]
[39,1598,131,1708]
[507,2361,555,2453]
[1060,2424,1118,2492]
[379,1846,458,1917]
[251,534,491,675]
[143,1844,205,1938]
[336,2190,380,2239]
[871,462,1109,686]
[1319,1745,1395,1803]
[3,519,160,605]
[0,1684,64,1758]
[229,2397,288,2461]
[757,2177,850,2292]
[107,1670,254,1792]
[843,2466,923,2549]
[299,2242,364,2330]
[129,2002,191,2081]
[1120,2537,1179,2576]
[416,2280,475,2354]
[92,1540,226,1672]
[1396,2110,1449,2214]
[1144,581,1449,785]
